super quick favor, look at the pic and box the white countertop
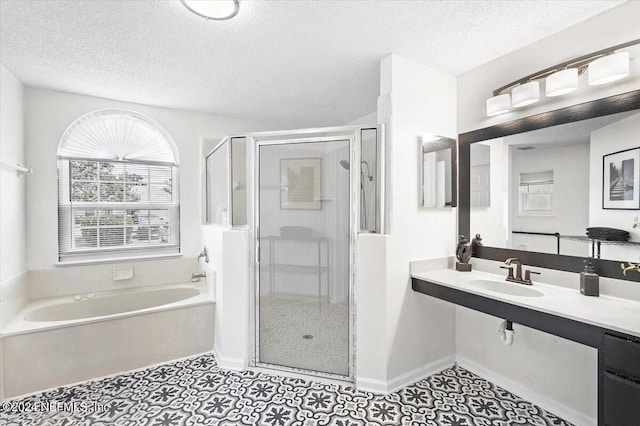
[412,268,640,339]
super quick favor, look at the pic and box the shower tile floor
[259,294,349,376]
[0,353,574,426]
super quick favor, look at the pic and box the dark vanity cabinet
[603,334,640,426]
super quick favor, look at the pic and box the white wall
[0,64,26,284]
[456,307,598,426]
[0,63,26,402]
[590,112,640,261]
[355,234,389,388]
[346,112,377,127]
[458,1,640,133]
[455,4,640,424]
[381,53,457,382]
[201,226,248,370]
[23,87,273,277]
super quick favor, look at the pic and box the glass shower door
[257,138,351,377]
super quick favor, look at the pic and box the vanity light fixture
[181,0,240,20]
[486,94,511,117]
[486,38,639,117]
[588,51,630,86]
[511,81,540,108]
[545,68,578,97]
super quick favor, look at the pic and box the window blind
[58,160,179,260]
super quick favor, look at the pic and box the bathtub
[25,286,201,322]
[0,282,215,398]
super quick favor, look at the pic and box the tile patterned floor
[0,353,573,426]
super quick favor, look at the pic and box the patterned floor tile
[0,353,574,426]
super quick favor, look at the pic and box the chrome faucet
[191,271,207,282]
[501,258,540,285]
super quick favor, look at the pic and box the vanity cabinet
[411,276,640,426]
[603,334,640,426]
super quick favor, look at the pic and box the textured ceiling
[0,0,626,128]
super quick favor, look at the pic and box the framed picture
[603,147,640,210]
[280,158,322,210]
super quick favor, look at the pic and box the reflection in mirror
[421,136,457,208]
[470,144,490,208]
[470,110,640,262]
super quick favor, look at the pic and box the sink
[462,279,544,298]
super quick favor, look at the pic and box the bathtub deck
[0,352,574,425]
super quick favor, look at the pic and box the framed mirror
[420,136,457,208]
[459,90,640,282]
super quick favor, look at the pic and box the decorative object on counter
[621,261,640,276]
[580,259,600,297]
[603,147,640,210]
[472,233,483,247]
[455,235,473,271]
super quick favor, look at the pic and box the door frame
[248,130,360,382]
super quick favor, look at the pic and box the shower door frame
[249,128,360,382]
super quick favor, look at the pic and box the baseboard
[357,355,455,394]
[213,344,246,371]
[456,355,596,426]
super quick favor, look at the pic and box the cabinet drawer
[604,334,640,379]
[604,373,640,426]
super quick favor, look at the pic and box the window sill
[55,253,182,267]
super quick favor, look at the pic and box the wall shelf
[561,235,640,259]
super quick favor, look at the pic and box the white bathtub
[25,286,200,322]
[0,282,215,398]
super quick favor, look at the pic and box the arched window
[57,109,180,262]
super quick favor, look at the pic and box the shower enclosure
[205,126,383,381]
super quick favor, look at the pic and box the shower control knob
[73,295,82,301]
[86,293,96,299]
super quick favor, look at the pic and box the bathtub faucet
[191,271,207,282]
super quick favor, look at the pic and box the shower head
[361,160,374,182]
[339,159,373,181]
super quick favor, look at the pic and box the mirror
[420,136,457,208]
[468,106,640,263]
[470,109,640,261]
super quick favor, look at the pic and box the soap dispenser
[580,259,599,297]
